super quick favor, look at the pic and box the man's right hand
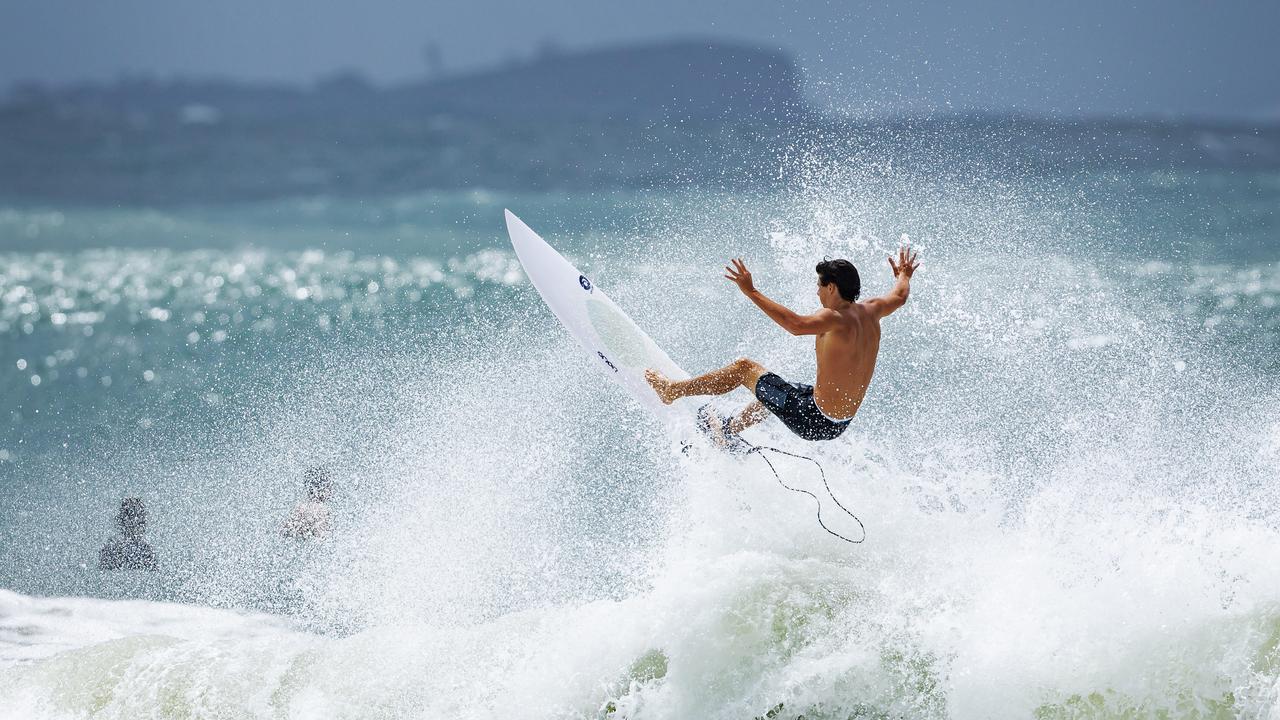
[724,258,756,294]
[888,246,920,278]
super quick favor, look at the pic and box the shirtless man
[282,466,334,539]
[644,247,919,443]
[99,497,158,571]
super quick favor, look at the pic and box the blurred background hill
[2,38,1277,205]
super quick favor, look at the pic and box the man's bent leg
[645,358,768,405]
[729,400,770,435]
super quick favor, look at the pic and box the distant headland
[0,39,1275,205]
[3,39,805,122]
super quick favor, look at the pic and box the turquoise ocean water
[2,128,1280,717]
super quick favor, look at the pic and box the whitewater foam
[2,171,1280,717]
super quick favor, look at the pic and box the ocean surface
[2,126,1280,718]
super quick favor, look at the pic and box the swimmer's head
[816,258,860,304]
[117,497,147,536]
[304,466,334,502]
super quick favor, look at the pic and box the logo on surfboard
[596,351,618,372]
[579,275,593,292]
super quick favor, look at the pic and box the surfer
[645,247,918,444]
[99,497,159,571]
[282,466,334,539]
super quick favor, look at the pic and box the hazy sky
[5,0,1278,118]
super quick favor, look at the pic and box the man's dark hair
[816,258,861,301]
[117,497,147,536]
[305,466,333,502]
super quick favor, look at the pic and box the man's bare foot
[644,369,677,404]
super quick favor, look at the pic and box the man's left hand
[724,258,756,294]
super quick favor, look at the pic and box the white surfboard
[505,209,691,420]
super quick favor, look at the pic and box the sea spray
[2,163,1279,717]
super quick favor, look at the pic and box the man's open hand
[888,246,920,278]
[724,258,756,294]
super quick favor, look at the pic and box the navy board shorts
[754,372,852,441]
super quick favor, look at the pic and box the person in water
[645,247,919,444]
[282,466,334,539]
[99,497,158,571]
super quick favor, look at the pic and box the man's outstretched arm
[863,246,919,319]
[724,258,840,335]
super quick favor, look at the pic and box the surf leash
[741,439,867,544]
[694,405,865,544]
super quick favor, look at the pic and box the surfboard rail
[505,209,690,420]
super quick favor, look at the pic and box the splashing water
[2,160,1280,719]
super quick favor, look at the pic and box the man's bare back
[644,247,919,443]
[811,301,881,419]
